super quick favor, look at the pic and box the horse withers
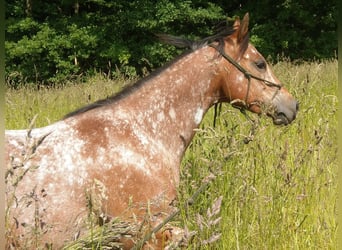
[5,13,298,249]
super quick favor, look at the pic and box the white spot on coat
[157,112,165,122]
[169,108,176,120]
[194,108,204,125]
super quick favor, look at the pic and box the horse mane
[155,23,236,50]
[63,23,243,120]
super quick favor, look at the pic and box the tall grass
[179,59,338,249]
[5,75,135,129]
[5,60,338,249]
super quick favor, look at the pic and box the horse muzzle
[270,93,299,125]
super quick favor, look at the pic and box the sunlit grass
[5,60,337,249]
[5,74,134,129]
[179,59,337,249]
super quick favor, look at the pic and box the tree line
[5,0,337,86]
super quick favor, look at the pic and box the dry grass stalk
[6,115,53,249]
[62,218,138,250]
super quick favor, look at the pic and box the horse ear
[230,13,249,44]
[237,13,249,43]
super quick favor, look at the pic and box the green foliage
[5,1,337,86]
[240,0,337,60]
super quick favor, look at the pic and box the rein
[209,43,282,126]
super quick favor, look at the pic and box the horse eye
[255,60,266,70]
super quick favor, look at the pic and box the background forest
[5,0,337,86]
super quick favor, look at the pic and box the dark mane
[62,53,193,119]
[63,24,240,119]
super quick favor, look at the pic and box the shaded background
[5,0,337,85]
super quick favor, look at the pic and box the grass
[5,59,338,249]
[5,75,136,129]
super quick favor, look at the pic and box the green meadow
[5,59,338,249]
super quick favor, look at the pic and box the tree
[5,0,337,86]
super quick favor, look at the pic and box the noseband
[209,43,282,111]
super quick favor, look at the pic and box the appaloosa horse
[5,13,298,249]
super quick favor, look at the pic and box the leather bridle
[209,43,282,110]
[209,43,283,127]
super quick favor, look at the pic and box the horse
[5,13,298,249]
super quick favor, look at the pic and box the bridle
[209,43,282,126]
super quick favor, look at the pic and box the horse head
[217,13,298,125]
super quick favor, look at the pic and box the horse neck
[116,46,223,159]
